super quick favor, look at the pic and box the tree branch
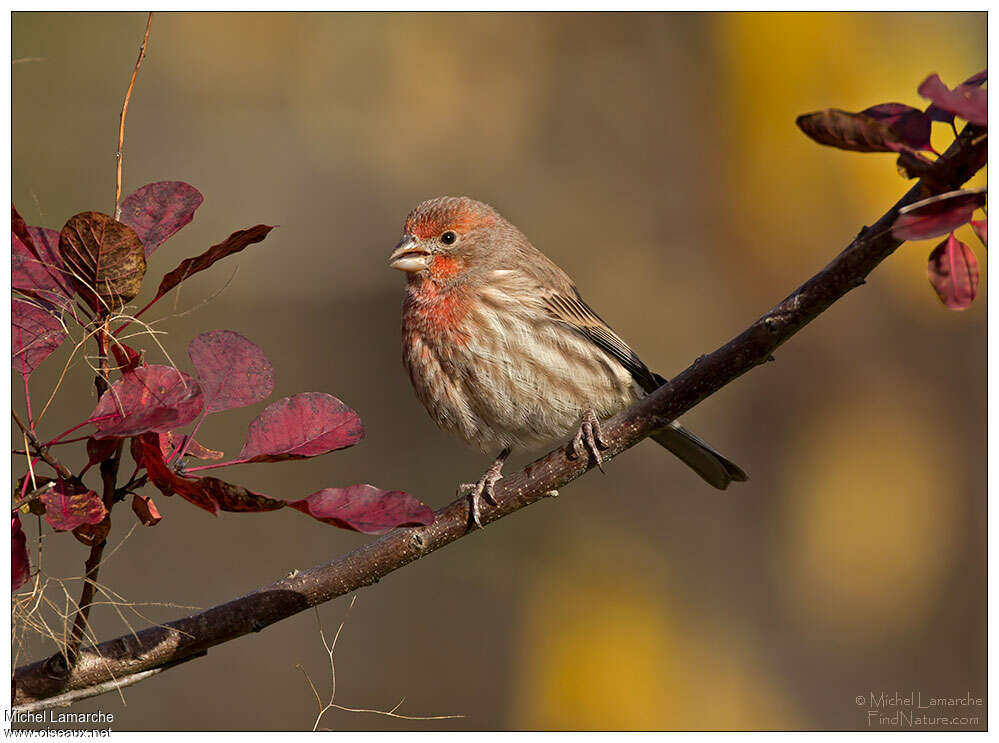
[11,410,74,481]
[12,122,986,711]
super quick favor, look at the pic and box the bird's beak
[389,234,431,273]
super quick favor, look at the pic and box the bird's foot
[458,448,511,529]
[568,408,609,472]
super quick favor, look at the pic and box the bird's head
[389,196,503,282]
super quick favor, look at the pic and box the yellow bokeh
[776,380,958,644]
[511,539,802,730]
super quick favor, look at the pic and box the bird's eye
[440,231,457,245]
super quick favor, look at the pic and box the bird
[389,196,747,527]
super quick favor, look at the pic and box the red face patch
[428,254,462,280]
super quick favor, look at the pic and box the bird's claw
[569,409,609,473]
[459,449,510,530]
[459,474,500,530]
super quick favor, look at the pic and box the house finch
[390,196,747,527]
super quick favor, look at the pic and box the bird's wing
[542,289,662,393]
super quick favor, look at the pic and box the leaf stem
[179,459,246,474]
[44,421,96,448]
[172,415,207,463]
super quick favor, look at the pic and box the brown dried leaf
[58,212,147,314]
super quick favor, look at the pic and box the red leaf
[971,219,987,246]
[288,485,434,535]
[119,181,204,256]
[236,392,364,463]
[58,212,147,314]
[12,515,30,592]
[927,233,979,310]
[39,481,106,532]
[198,478,286,513]
[796,108,928,153]
[131,494,162,526]
[26,226,74,290]
[12,299,65,379]
[152,225,274,302]
[963,69,988,87]
[85,437,121,468]
[188,330,274,414]
[133,435,281,514]
[134,434,219,515]
[859,103,934,151]
[91,365,205,438]
[892,188,987,241]
[12,205,39,261]
[13,226,75,307]
[918,73,987,126]
[110,342,142,374]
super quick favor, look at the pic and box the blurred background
[12,12,986,731]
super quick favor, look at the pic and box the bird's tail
[650,423,748,490]
[645,372,747,490]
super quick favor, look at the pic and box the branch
[11,410,74,481]
[12,122,986,711]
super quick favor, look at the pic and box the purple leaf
[796,107,927,153]
[110,342,142,374]
[963,69,988,87]
[133,434,220,515]
[188,330,275,414]
[236,392,364,464]
[39,481,106,532]
[133,435,282,515]
[288,485,434,535]
[13,226,75,307]
[927,233,979,310]
[26,227,71,281]
[859,103,933,152]
[85,437,121,469]
[892,188,987,241]
[12,299,65,379]
[153,225,274,302]
[12,515,30,591]
[11,207,69,301]
[91,365,205,438]
[198,478,286,513]
[119,181,204,257]
[971,219,987,246]
[918,73,987,126]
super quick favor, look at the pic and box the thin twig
[11,409,73,480]
[114,12,152,221]
[11,479,56,512]
[296,597,461,730]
